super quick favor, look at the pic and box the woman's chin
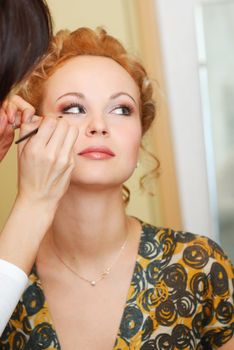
[69,173,132,190]
[70,166,135,188]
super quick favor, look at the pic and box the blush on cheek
[130,130,142,154]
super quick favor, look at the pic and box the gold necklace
[52,234,129,287]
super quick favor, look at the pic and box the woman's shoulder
[139,221,234,274]
[141,221,230,255]
[138,221,234,313]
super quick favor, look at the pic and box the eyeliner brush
[15,116,63,144]
[15,127,39,144]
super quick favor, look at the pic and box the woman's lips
[78,146,115,160]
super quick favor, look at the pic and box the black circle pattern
[158,263,187,299]
[190,272,209,302]
[27,323,57,349]
[119,305,143,339]
[210,262,229,296]
[172,324,195,349]
[216,300,233,324]
[12,332,26,350]
[155,333,174,350]
[183,245,209,269]
[155,300,177,326]
[22,283,45,316]
[129,262,146,303]
[175,291,196,317]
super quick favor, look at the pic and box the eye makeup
[57,91,137,116]
[61,102,86,115]
[60,102,134,117]
[110,104,134,116]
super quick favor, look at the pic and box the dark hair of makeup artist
[0,0,53,103]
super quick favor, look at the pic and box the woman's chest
[45,284,129,350]
[39,261,136,350]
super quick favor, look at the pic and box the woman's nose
[85,117,109,137]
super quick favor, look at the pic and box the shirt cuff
[0,259,28,336]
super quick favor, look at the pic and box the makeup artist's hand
[0,108,14,161]
[17,116,79,217]
[2,95,36,126]
[0,95,35,161]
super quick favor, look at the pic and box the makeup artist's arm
[0,96,35,161]
[0,116,78,333]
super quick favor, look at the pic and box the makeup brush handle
[14,116,63,144]
[15,127,38,144]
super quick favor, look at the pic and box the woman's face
[41,55,142,189]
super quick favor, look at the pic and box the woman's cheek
[128,124,142,148]
[123,130,141,164]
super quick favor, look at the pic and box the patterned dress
[1,222,234,349]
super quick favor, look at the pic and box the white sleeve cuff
[0,259,28,336]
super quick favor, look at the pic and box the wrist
[15,193,58,222]
[0,197,55,274]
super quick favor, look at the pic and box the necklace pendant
[90,280,96,286]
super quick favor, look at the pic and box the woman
[0,27,233,349]
[0,0,53,161]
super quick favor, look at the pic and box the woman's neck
[45,185,132,271]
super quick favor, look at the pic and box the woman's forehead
[43,56,140,101]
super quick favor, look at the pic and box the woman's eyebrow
[110,92,137,105]
[56,92,85,101]
[56,91,137,105]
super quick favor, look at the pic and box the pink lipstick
[78,146,115,160]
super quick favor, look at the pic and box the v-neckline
[33,220,146,349]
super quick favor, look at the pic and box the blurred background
[0,0,233,262]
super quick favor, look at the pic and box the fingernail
[12,123,18,130]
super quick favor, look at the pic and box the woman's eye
[62,103,86,115]
[112,106,132,116]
